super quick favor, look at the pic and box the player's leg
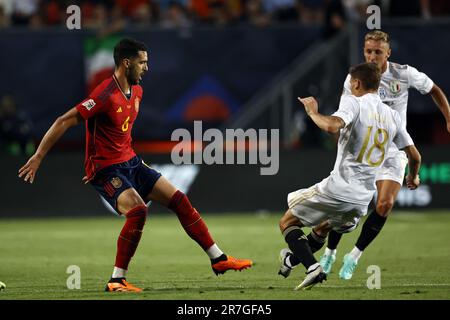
[318,197,376,274]
[146,176,217,255]
[307,222,328,253]
[279,186,330,272]
[338,179,400,279]
[111,188,148,285]
[279,220,329,271]
[339,152,406,279]
[144,174,252,275]
[355,179,399,249]
[91,168,148,292]
[279,210,327,289]
[315,222,340,274]
[279,211,326,269]
[339,151,406,280]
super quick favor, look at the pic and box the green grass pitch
[0,211,449,300]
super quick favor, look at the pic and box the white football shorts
[375,149,408,185]
[287,184,368,233]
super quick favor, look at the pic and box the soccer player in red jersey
[18,38,252,292]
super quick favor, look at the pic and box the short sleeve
[332,95,359,127]
[392,111,414,149]
[75,84,110,120]
[342,74,352,96]
[407,65,434,94]
[394,126,414,149]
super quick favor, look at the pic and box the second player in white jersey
[343,61,434,127]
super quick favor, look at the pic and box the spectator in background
[375,0,425,18]
[8,0,450,29]
[0,3,10,27]
[0,0,12,27]
[427,0,450,16]
[209,0,230,26]
[129,1,157,27]
[83,1,110,28]
[160,1,192,29]
[158,0,189,11]
[341,0,373,22]
[224,0,245,24]
[41,0,70,26]
[47,1,61,25]
[262,0,298,21]
[323,0,346,39]
[0,95,35,156]
[298,0,325,24]
[83,0,126,38]
[189,0,211,23]
[375,0,450,18]
[115,0,149,17]
[11,0,42,26]
[243,0,271,26]
[185,0,243,26]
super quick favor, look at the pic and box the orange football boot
[105,278,143,292]
[212,256,253,275]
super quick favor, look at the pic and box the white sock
[206,244,224,260]
[324,248,337,256]
[308,262,320,272]
[112,267,127,279]
[349,247,363,261]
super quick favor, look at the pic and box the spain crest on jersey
[110,177,122,188]
[389,80,401,94]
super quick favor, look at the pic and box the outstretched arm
[298,97,345,134]
[18,107,83,183]
[429,84,450,133]
[401,145,422,190]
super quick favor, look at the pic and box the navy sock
[355,210,387,251]
[307,230,326,253]
[283,226,317,269]
[327,230,343,250]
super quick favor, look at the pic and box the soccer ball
[0,281,6,291]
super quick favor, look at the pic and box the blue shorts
[90,155,162,214]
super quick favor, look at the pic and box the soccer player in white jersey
[317,30,450,280]
[278,62,421,290]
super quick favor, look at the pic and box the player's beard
[126,68,139,85]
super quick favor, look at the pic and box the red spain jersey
[75,75,143,180]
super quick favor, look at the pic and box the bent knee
[376,199,394,217]
[279,210,300,232]
[117,189,147,216]
[279,218,287,232]
[313,220,332,236]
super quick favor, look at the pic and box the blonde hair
[365,30,390,45]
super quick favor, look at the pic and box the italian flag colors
[84,35,121,93]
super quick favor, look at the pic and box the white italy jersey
[343,61,434,128]
[317,93,413,205]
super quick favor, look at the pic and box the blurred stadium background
[1,0,449,216]
[0,0,450,300]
